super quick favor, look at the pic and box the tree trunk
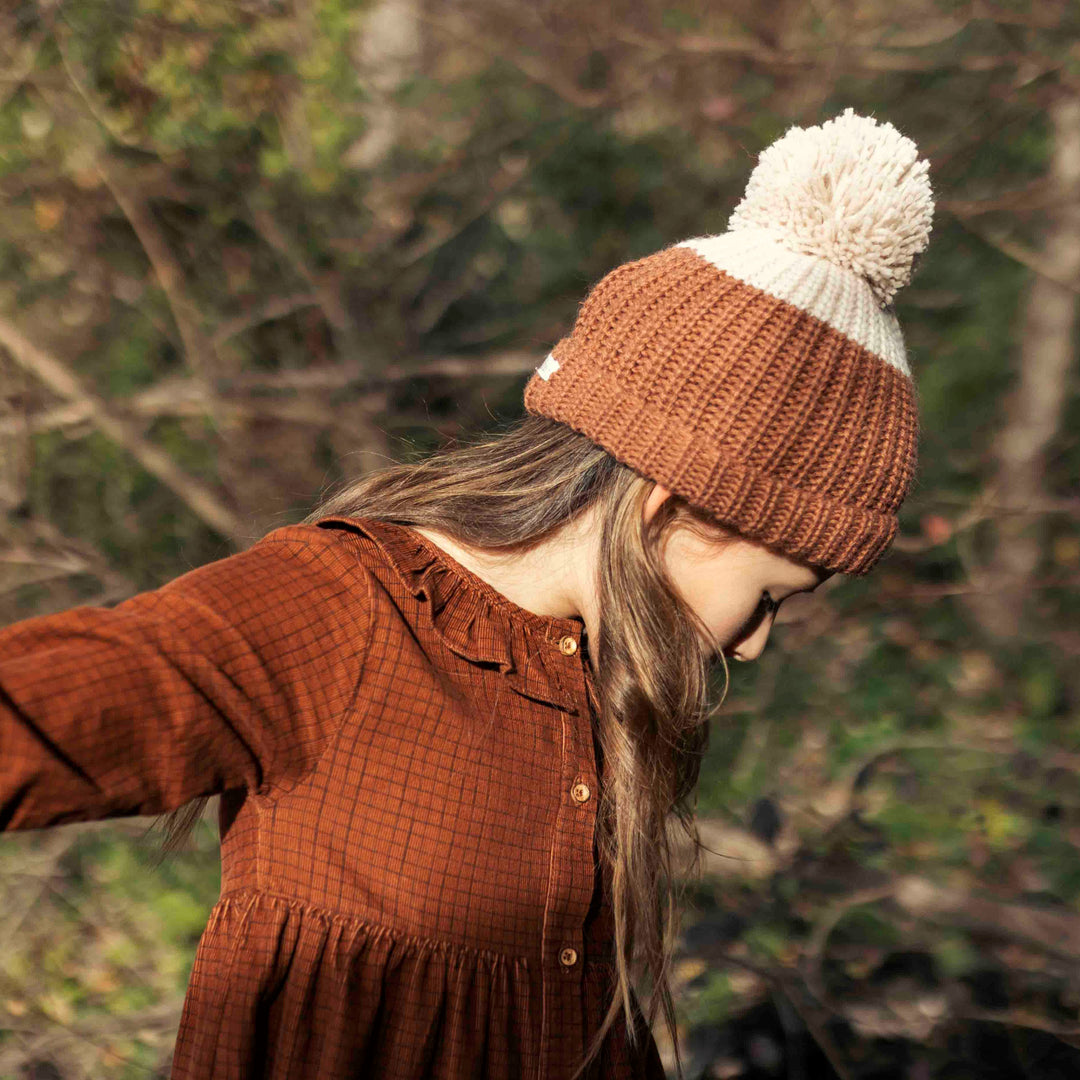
[966,92,1080,641]
[346,0,423,170]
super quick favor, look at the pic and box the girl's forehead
[751,545,833,588]
[780,556,832,587]
[681,527,833,587]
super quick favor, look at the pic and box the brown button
[559,635,578,656]
[559,947,578,967]
[571,782,591,804]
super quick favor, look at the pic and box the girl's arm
[0,529,373,831]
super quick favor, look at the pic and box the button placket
[537,630,600,1077]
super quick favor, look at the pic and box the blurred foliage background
[1,0,1080,1076]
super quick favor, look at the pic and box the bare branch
[50,20,148,150]
[950,215,1080,293]
[893,875,1080,961]
[0,316,243,541]
[96,159,221,380]
[216,347,540,391]
[938,177,1069,218]
[0,348,539,439]
[244,199,358,340]
[420,7,609,108]
[210,292,321,348]
[0,515,139,608]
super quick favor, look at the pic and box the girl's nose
[727,611,775,662]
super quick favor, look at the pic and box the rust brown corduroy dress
[0,515,668,1079]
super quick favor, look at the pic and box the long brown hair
[151,412,739,1080]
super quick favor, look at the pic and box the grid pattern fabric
[0,515,666,1080]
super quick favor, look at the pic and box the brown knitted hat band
[523,109,933,577]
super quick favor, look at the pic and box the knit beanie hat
[523,108,934,576]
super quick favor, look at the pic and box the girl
[0,108,933,1080]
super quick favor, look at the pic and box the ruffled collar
[314,515,598,717]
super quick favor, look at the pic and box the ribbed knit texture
[524,109,932,577]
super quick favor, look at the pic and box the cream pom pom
[728,108,934,308]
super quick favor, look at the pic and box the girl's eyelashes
[742,592,771,624]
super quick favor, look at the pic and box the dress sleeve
[0,527,373,831]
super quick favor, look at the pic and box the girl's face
[644,484,833,662]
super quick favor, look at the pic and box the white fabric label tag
[536,353,560,380]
